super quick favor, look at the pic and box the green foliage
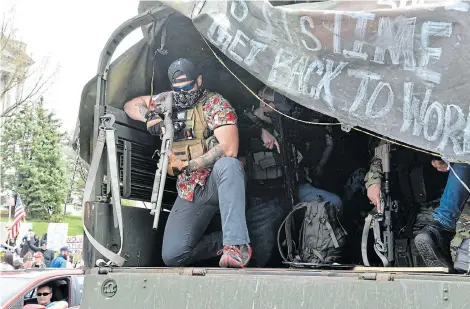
[0,99,68,220]
[62,135,87,209]
[0,216,83,236]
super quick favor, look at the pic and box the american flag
[7,193,26,240]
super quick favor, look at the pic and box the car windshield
[0,277,33,306]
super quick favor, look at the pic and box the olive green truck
[76,1,470,308]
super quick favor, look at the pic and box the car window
[23,288,37,300]
[0,277,33,307]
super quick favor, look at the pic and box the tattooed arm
[123,96,152,122]
[187,125,239,172]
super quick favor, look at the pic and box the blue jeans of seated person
[246,182,343,267]
[433,163,470,230]
[161,157,250,267]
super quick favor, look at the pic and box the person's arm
[124,94,169,135]
[314,128,334,176]
[187,95,239,172]
[188,125,238,171]
[364,139,385,211]
[28,238,40,252]
[123,96,152,122]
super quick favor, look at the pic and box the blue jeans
[246,183,343,266]
[433,163,470,229]
[298,183,343,212]
[161,157,250,267]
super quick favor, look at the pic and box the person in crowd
[50,246,69,268]
[0,250,15,270]
[32,251,47,268]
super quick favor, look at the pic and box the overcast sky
[1,0,143,133]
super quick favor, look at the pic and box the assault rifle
[150,93,174,230]
[276,114,299,208]
[243,109,299,207]
[362,142,398,267]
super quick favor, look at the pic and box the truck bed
[81,266,470,309]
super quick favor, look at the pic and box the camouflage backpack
[278,196,347,265]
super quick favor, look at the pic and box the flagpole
[8,202,12,223]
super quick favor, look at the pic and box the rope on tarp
[197,33,470,168]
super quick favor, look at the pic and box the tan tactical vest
[172,92,217,162]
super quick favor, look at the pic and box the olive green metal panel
[81,268,470,309]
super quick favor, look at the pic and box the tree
[0,98,68,220]
[0,5,59,119]
[62,134,87,213]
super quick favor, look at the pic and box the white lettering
[373,17,416,71]
[437,105,466,155]
[333,14,342,54]
[400,82,433,136]
[230,0,248,23]
[347,69,382,116]
[255,0,275,40]
[377,0,427,9]
[315,60,348,111]
[289,56,309,93]
[228,30,249,63]
[207,17,233,53]
[365,82,394,119]
[423,101,445,141]
[462,111,470,154]
[283,10,294,44]
[268,48,296,84]
[244,40,268,66]
[418,21,453,84]
[302,60,324,97]
[300,16,322,52]
[343,13,375,60]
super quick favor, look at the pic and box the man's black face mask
[172,84,205,110]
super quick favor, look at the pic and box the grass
[0,215,83,237]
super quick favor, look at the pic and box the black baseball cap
[168,58,198,84]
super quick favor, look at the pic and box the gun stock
[151,94,174,230]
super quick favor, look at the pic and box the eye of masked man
[123,58,251,268]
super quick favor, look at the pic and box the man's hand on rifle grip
[367,183,382,213]
[168,151,188,176]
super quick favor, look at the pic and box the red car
[1,268,84,309]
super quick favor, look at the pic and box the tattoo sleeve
[135,100,149,120]
[188,144,226,171]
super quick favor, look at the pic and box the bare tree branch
[0,6,60,118]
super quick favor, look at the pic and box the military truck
[75,1,470,308]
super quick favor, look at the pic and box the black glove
[145,111,163,136]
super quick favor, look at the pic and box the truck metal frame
[79,3,470,308]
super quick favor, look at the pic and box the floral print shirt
[150,91,237,201]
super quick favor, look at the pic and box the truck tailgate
[81,267,470,309]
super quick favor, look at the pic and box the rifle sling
[361,214,389,267]
[82,120,126,267]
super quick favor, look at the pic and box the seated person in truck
[123,58,251,268]
[254,86,343,210]
[365,140,468,268]
[239,86,343,267]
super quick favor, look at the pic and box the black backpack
[278,197,347,265]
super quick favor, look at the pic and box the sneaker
[218,245,252,268]
[414,220,455,269]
